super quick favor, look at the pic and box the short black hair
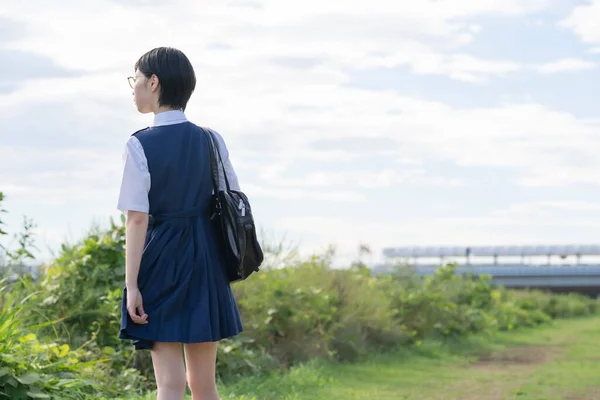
[134,47,196,111]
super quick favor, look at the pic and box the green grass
[117,316,600,400]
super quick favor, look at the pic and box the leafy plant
[0,279,103,399]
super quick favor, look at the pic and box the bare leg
[151,342,187,400]
[184,342,219,400]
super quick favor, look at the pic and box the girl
[117,47,243,400]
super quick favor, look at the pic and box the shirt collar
[151,110,188,127]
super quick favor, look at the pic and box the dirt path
[430,318,600,400]
[438,345,562,400]
[295,316,600,400]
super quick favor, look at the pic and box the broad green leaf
[16,372,40,385]
[5,375,19,387]
[26,385,51,399]
[26,392,51,399]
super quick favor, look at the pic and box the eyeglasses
[127,76,136,89]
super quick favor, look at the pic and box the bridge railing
[382,244,600,265]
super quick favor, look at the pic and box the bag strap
[209,128,232,192]
[201,127,220,196]
[201,127,232,193]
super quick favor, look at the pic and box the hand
[126,287,148,324]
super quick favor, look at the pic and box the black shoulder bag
[201,127,264,282]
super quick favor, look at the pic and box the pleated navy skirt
[119,215,243,350]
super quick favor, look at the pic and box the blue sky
[1,0,600,267]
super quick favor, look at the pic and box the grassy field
[118,315,600,400]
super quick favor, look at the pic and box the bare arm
[125,210,149,289]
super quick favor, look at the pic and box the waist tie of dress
[149,205,207,224]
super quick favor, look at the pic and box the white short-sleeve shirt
[117,110,240,213]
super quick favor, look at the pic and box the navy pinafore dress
[119,122,243,350]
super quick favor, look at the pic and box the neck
[154,105,181,114]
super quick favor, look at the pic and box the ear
[150,74,160,92]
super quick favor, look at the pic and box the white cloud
[243,184,367,203]
[358,53,521,83]
[535,58,596,74]
[493,201,600,219]
[0,146,123,205]
[541,201,600,211]
[0,0,551,84]
[560,0,600,44]
[256,168,463,189]
[516,165,600,187]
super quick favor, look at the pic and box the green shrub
[0,279,102,399]
[37,219,127,349]
[4,217,151,398]
[328,267,404,360]
[509,289,597,320]
[231,258,405,371]
[233,258,341,367]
